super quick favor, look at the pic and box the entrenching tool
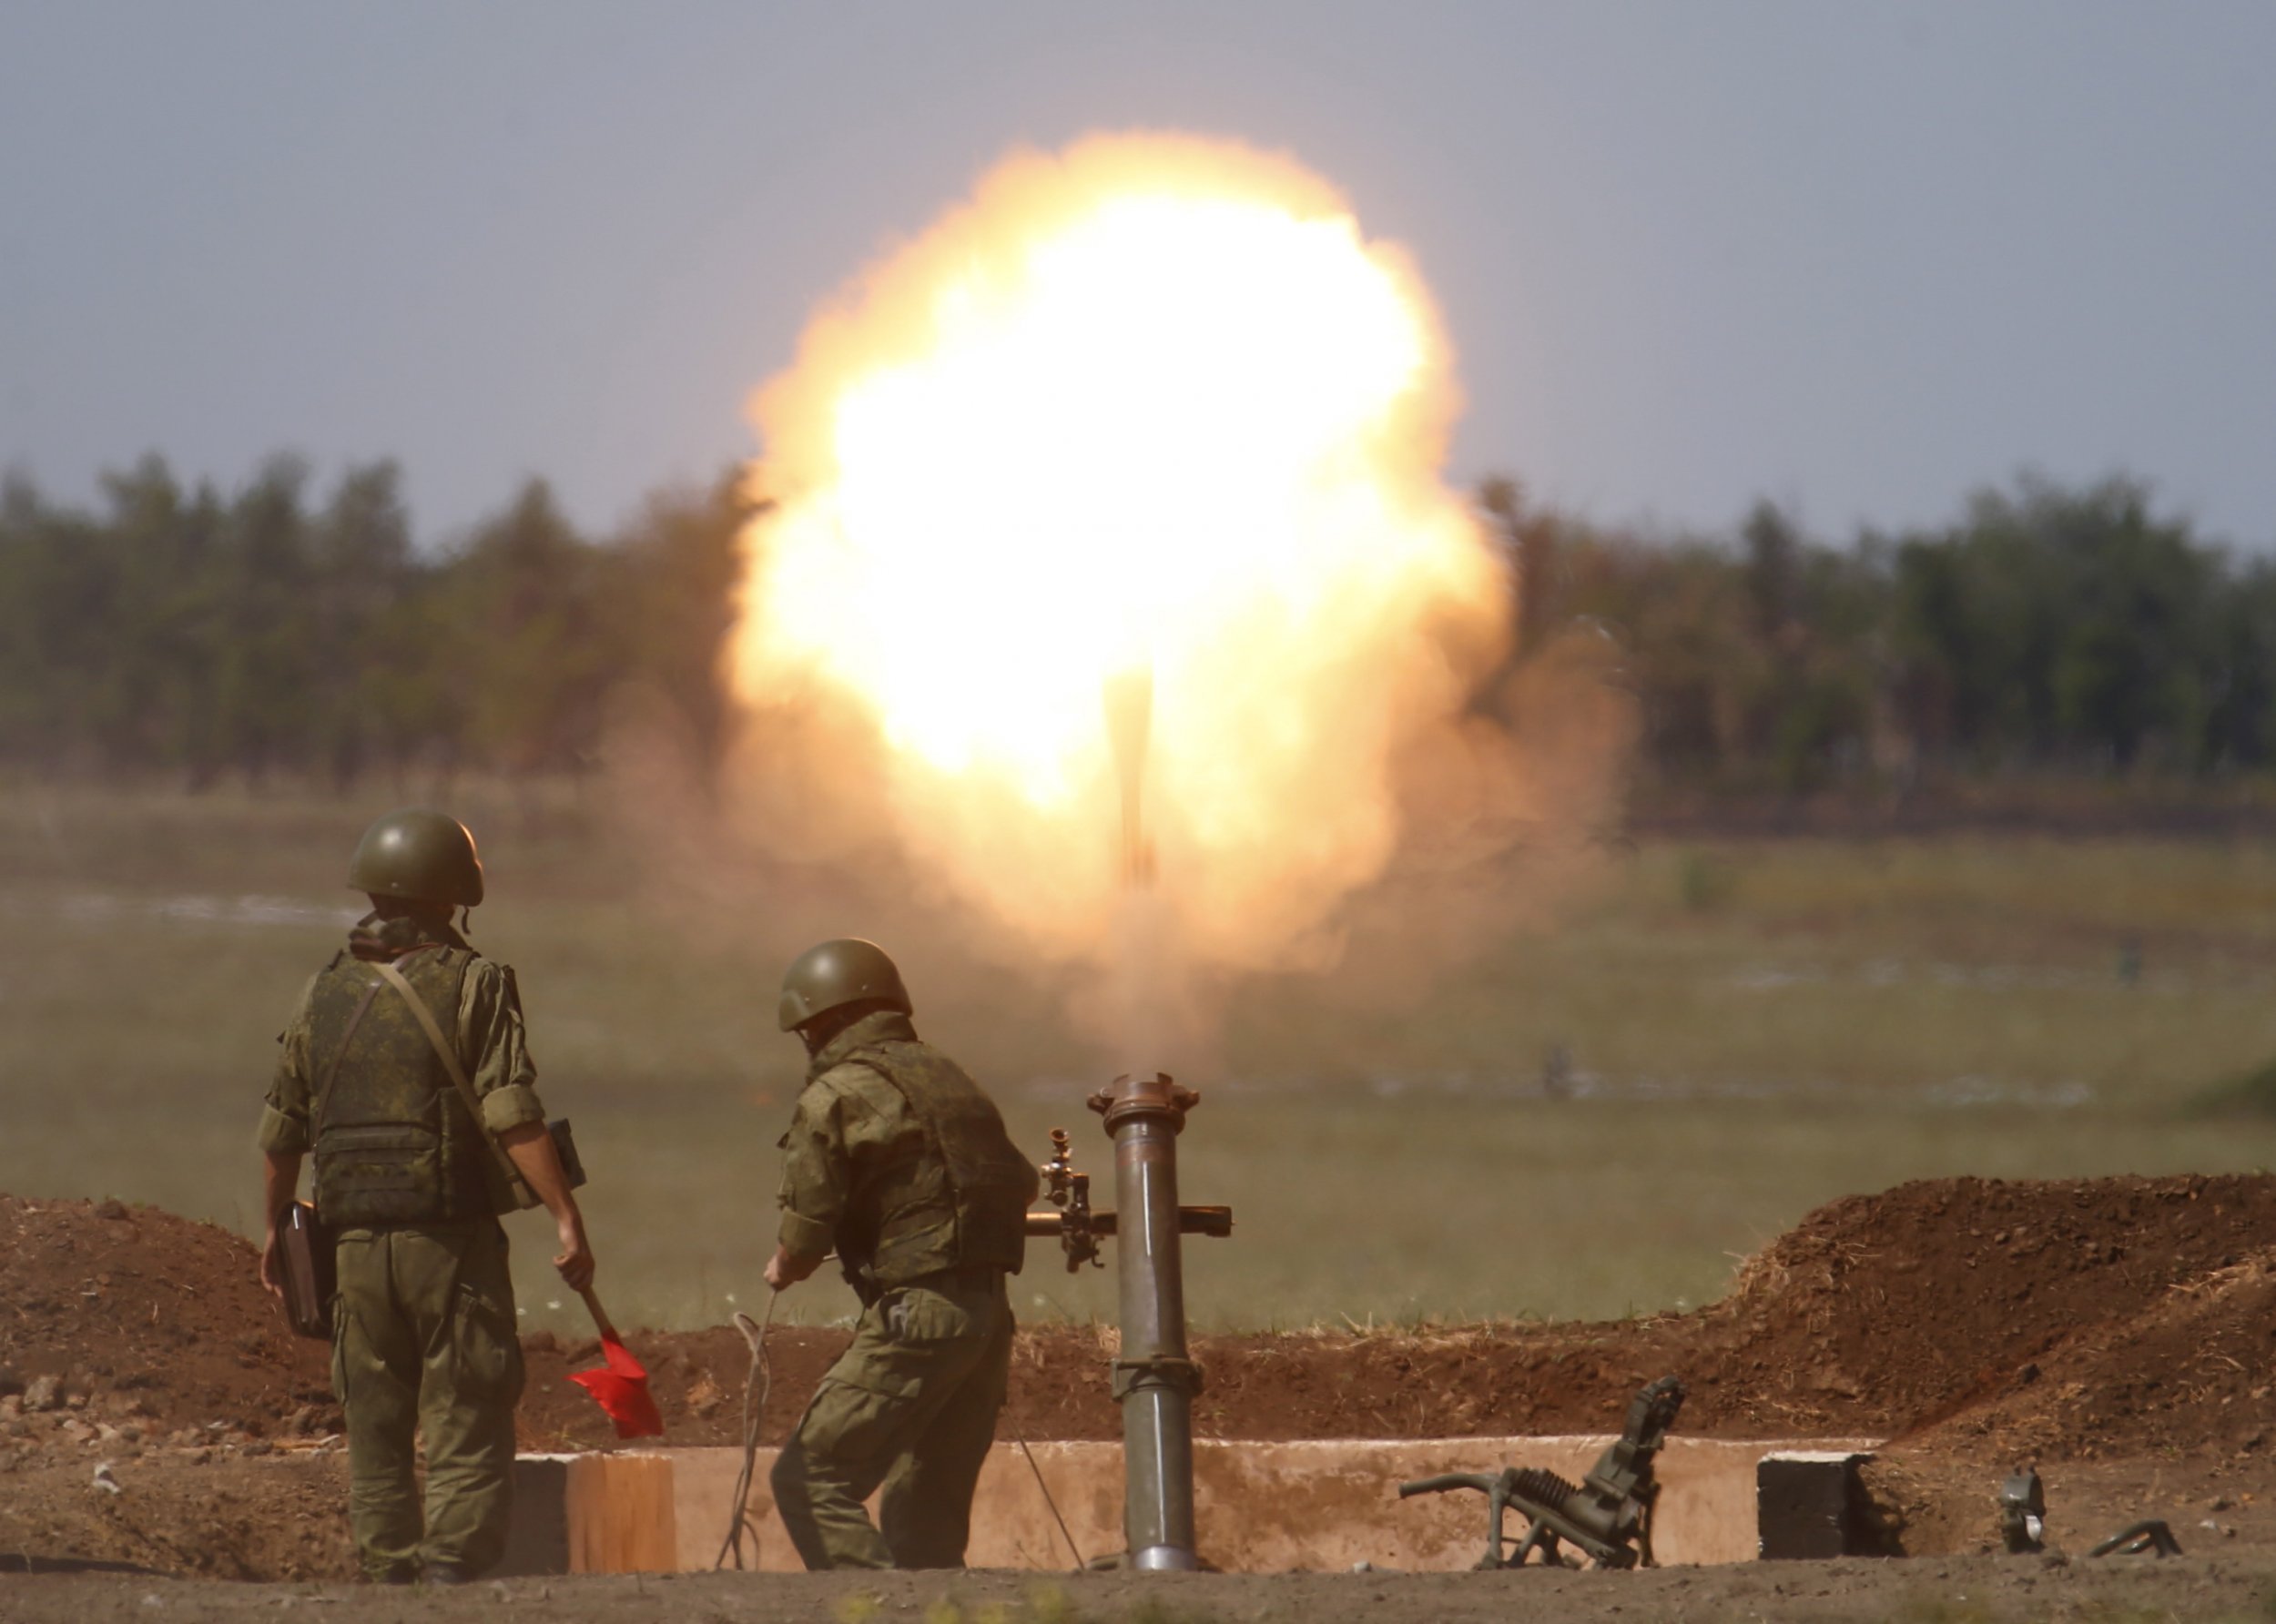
[564,1285,664,1439]
[1398,1375,1687,1570]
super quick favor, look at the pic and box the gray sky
[4,1,2271,546]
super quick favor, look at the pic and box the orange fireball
[728,134,1512,970]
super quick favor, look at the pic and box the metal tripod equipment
[1398,1375,1688,1570]
[1025,1085,1233,1570]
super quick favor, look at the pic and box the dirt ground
[6,1174,2276,1616]
[5,1558,2275,1624]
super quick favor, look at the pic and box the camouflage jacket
[776,1009,1035,1295]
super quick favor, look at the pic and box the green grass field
[4,785,2272,1337]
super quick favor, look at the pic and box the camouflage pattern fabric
[770,1271,1013,1569]
[332,1218,524,1580]
[259,914,544,1164]
[771,1010,1036,1568]
[775,1009,1038,1298]
[835,1031,1039,1280]
[304,940,494,1225]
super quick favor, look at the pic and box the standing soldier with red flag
[255,809,594,1585]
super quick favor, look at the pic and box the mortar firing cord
[714,1293,777,1571]
[1011,1411,1085,1572]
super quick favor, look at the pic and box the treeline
[2,454,2270,795]
[1489,473,2276,792]
[0,455,750,788]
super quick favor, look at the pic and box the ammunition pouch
[313,1122,452,1227]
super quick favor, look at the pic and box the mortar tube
[1091,1072,1202,1571]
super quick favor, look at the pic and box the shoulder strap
[371,958,533,1204]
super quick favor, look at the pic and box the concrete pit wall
[501,1436,1874,1575]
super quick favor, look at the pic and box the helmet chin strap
[460,906,473,935]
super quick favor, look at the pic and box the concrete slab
[513,1434,1874,1574]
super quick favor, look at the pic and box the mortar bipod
[1399,1465,1647,1570]
[1397,1374,1687,1571]
[1023,1125,1233,1273]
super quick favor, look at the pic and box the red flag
[566,1331,665,1439]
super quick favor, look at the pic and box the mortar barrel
[1094,1072,1202,1569]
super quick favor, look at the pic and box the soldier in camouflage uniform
[256,809,594,1585]
[765,939,1041,1570]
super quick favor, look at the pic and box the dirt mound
[515,1174,2276,1461]
[0,1456,351,1582]
[1712,1173,2276,1446]
[0,1194,332,1447]
[1925,1245,2276,1463]
[9,1177,2275,1469]
[1704,1172,2276,1449]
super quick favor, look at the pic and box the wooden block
[568,1453,677,1573]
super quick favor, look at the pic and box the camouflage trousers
[771,1270,1014,1569]
[330,1219,524,1581]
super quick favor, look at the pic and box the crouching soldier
[765,939,1041,1568]
[256,808,594,1584]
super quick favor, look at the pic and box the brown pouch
[279,1201,336,1341]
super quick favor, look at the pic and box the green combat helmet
[347,808,485,909]
[778,938,912,1031]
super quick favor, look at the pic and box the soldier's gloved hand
[554,1215,595,1293]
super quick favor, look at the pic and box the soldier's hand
[553,1215,596,1293]
[764,1243,818,1292]
[258,1227,287,1302]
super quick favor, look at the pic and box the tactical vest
[836,1037,1040,1290]
[309,945,500,1227]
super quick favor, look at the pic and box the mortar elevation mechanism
[1026,1122,1233,1270]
